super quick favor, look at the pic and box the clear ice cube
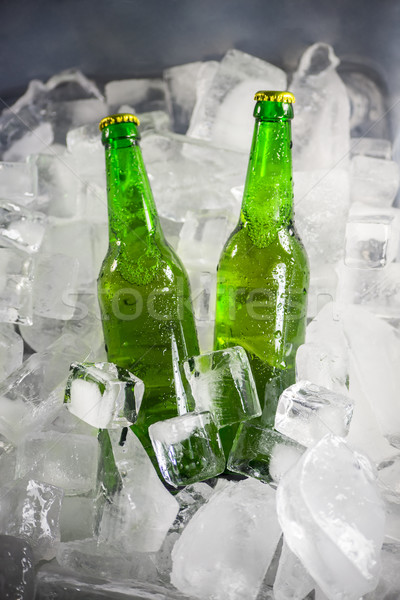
[227,422,305,485]
[149,411,225,487]
[182,346,261,429]
[65,361,144,429]
[171,478,282,600]
[344,213,399,269]
[0,201,46,253]
[351,155,400,206]
[164,61,204,133]
[32,253,80,320]
[0,161,37,205]
[15,431,100,496]
[0,324,23,382]
[276,435,385,600]
[275,380,354,447]
[105,78,168,113]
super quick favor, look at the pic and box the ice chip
[171,478,281,600]
[65,361,144,429]
[149,411,225,487]
[15,431,100,496]
[276,435,386,600]
[0,478,63,562]
[275,380,354,447]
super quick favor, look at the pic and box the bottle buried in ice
[214,91,309,435]
[97,114,199,456]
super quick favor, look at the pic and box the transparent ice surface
[350,137,392,160]
[0,478,63,562]
[15,431,100,496]
[164,61,204,133]
[363,543,400,599]
[296,342,349,395]
[0,201,46,253]
[65,361,144,429]
[273,539,315,600]
[344,213,399,269]
[32,252,79,320]
[183,346,261,429]
[149,411,225,487]
[0,324,23,382]
[59,495,99,542]
[276,434,385,600]
[275,380,354,447]
[171,478,281,600]
[105,78,168,113]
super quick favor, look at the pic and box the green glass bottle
[214,91,309,431]
[98,113,199,455]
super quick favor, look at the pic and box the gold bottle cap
[99,113,140,131]
[254,91,295,103]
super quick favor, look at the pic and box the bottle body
[98,115,199,451]
[214,93,309,426]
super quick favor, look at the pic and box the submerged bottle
[98,113,199,454]
[214,91,309,430]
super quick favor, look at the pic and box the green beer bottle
[214,91,309,431]
[98,113,199,454]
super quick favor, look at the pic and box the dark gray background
[1,0,399,127]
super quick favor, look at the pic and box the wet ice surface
[0,44,398,599]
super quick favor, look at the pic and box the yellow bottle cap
[99,113,140,131]
[254,91,295,103]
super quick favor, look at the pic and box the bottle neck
[241,101,294,247]
[103,131,162,245]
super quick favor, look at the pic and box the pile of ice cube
[0,42,399,599]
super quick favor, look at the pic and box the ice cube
[344,213,399,269]
[276,435,386,600]
[3,122,54,162]
[149,411,225,487]
[171,478,282,600]
[0,324,23,382]
[19,314,65,352]
[296,342,349,395]
[98,428,179,553]
[273,539,315,600]
[275,380,354,447]
[0,535,35,600]
[0,333,91,443]
[291,43,350,171]
[351,155,400,206]
[294,168,350,271]
[141,131,245,222]
[0,247,33,325]
[187,49,287,152]
[0,161,37,205]
[336,261,400,319]
[32,253,79,320]
[49,98,108,144]
[164,61,204,133]
[341,305,400,448]
[183,346,261,429]
[227,422,305,485]
[15,431,100,496]
[173,482,214,533]
[0,478,63,562]
[39,220,96,287]
[350,137,392,160]
[0,201,46,253]
[377,456,400,503]
[59,496,99,542]
[34,151,80,218]
[105,78,168,113]
[64,361,144,429]
[57,537,159,583]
